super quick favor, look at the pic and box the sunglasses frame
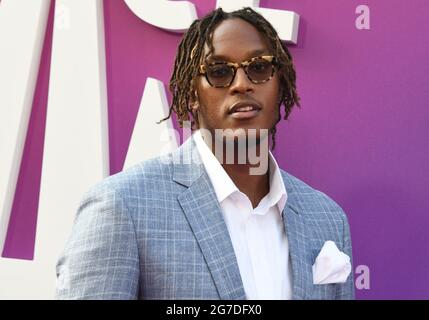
[199,55,277,88]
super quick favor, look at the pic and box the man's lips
[228,101,262,120]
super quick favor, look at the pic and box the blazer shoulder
[84,152,175,200]
[280,169,348,220]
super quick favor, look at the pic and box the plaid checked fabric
[55,136,354,300]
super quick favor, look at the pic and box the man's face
[195,18,281,144]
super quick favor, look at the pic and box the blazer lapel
[281,172,315,300]
[173,137,246,300]
[172,137,316,300]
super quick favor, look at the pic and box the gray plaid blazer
[56,136,354,300]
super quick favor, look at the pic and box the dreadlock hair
[157,7,300,150]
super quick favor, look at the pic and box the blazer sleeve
[335,210,355,300]
[55,186,140,299]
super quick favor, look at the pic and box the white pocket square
[312,240,352,285]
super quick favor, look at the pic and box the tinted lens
[206,64,233,87]
[247,58,273,83]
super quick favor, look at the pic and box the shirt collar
[192,130,287,215]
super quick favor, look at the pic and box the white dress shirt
[193,130,293,300]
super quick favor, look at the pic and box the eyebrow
[207,49,269,62]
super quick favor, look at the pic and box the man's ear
[188,90,199,120]
[190,93,200,130]
[191,90,199,111]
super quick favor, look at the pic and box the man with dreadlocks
[56,7,354,300]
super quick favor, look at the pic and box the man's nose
[229,67,254,94]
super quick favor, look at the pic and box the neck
[201,130,271,208]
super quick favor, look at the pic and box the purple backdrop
[4,0,429,299]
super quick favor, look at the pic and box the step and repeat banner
[0,0,428,299]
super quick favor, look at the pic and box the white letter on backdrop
[124,78,178,170]
[125,0,299,43]
[124,0,197,32]
[0,0,109,299]
[0,0,51,255]
[216,0,300,43]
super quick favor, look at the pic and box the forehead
[205,18,271,61]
